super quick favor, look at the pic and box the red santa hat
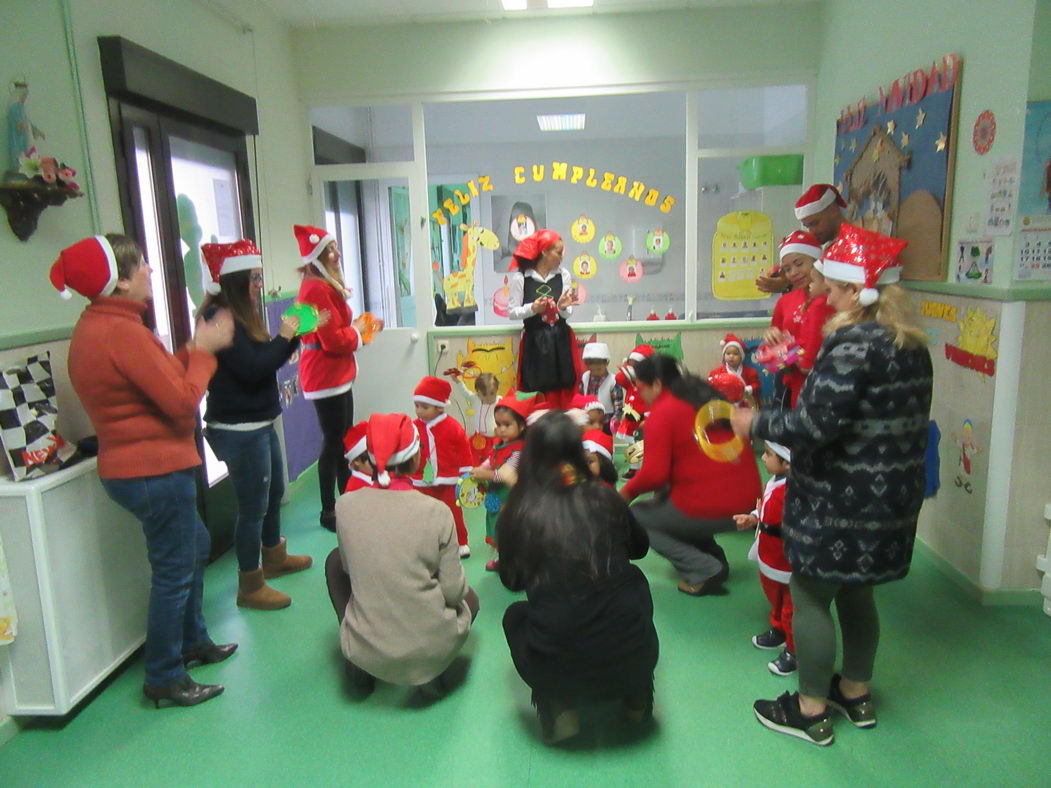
[720,333,745,355]
[816,223,908,307]
[708,371,746,404]
[200,239,262,295]
[778,230,823,262]
[366,413,420,488]
[510,229,561,271]
[49,236,120,300]
[495,389,539,423]
[794,184,847,220]
[342,421,369,462]
[627,344,655,363]
[766,441,791,462]
[413,376,452,408]
[294,224,345,293]
[582,429,613,461]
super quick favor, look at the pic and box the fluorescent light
[501,0,528,10]
[548,0,595,7]
[537,113,586,132]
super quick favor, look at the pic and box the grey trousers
[631,496,734,585]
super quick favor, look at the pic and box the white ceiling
[260,0,814,28]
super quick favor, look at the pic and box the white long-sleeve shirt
[507,267,574,322]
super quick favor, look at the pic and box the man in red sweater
[56,234,235,709]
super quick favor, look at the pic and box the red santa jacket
[621,390,761,519]
[754,475,790,583]
[707,363,761,404]
[786,294,836,407]
[412,413,473,487]
[296,276,361,399]
[343,469,375,494]
[613,366,650,437]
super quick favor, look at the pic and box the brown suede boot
[237,568,291,610]
[261,537,313,579]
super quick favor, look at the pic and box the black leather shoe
[143,676,224,708]
[183,641,238,666]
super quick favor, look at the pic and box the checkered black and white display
[0,352,75,481]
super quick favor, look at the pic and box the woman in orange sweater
[57,234,235,709]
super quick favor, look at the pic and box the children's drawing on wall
[834,54,962,280]
[954,239,993,284]
[945,306,998,377]
[634,332,683,361]
[598,232,622,259]
[455,338,517,395]
[984,158,1018,236]
[491,276,510,318]
[620,257,644,283]
[441,223,499,317]
[573,253,597,279]
[491,195,546,271]
[570,215,596,243]
[951,419,982,494]
[1018,100,1051,227]
[646,228,671,255]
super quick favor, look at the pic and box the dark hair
[381,449,419,480]
[590,451,619,486]
[632,353,721,408]
[198,269,269,342]
[496,411,634,590]
[105,233,144,279]
[494,404,527,435]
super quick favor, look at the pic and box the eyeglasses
[249,273,264,284]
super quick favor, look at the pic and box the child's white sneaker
[458,544,471,558]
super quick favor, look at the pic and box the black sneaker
[767,648,797,676]
[751,627,786,650]
[753,692,834,746]
[827,674,877,729]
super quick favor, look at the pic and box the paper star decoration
[886,120,897,134]
[935,132,947,152]
[900,131,910,147]
[916,108,926,128]
[849,138,858,152]
[834,154,841,166]
[957,307,998,359]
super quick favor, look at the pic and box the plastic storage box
[737,155,804,190]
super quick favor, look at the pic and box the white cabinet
[0,458,150,715]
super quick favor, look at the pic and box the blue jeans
[205,425,285,571]
[102,469,210,687]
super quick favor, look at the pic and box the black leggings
[312,390,354,514]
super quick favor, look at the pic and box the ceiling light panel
[537,113,586,131]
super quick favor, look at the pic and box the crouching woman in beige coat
[324,412,479,697]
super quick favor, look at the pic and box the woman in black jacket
[200,240,314,610]
[732,224,933,746]
[497,411,659,745]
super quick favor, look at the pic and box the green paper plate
[283,302,319,335]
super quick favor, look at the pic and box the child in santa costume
[583,430,617,487]
[791,266,836,408]
[763,231,823,409]
[569,392,606,433]
[734,441,795,677]
[612,344,654,479]
[707,333,760,407]
[294,223,380,531]
[342,421,375,493]
[470,390,538,571]
[412,376,474,556]
[507,229,583,410]
[578,341,623,422]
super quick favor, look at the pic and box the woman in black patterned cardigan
[731,224,933,746]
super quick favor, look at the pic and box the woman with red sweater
[58,234,236,708]
[620,355,762,596]
[294,224,380,531]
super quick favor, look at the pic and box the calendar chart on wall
[711,211,772,300]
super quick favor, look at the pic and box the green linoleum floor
[3,467,1050,787]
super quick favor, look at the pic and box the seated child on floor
[733,441,795,677]
[411,376,474,557]
[343,421,375,492]
[583,430,617,487]
[470,390,537,572]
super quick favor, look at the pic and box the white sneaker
[458,545,471,558]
